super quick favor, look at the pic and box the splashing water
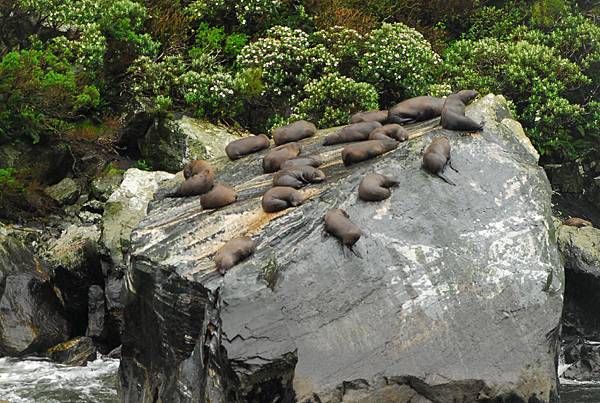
[0,356,118,403]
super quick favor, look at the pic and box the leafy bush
[358,23,442,104]
[310,26,363,76]
[291,73,379,127]
[0,168,24,193]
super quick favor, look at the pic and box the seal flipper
[437,172,456,186]
[447,159,459,173]
[349,246,362,259]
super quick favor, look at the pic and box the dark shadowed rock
[87,285,105,339]
[46,336,97,366]
[120,95,563,402]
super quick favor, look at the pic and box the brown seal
[350,110,388,124]
[563,217,593,228]
[324,208,362,249]
[174,171,215,196]
[225,134,270,160]
[273,166,326,189]
[368,124,409,142]
[341,139,399,166]
[281,155,322,169]
[422,136,458,186]
[323,121,382,145]
[200,182,237,209]
[262,186,305,213]
[441,91,482,131]
[214,236,256,274]
[263,143,301,173]
[358,174,399,201]
[272,120,317,146]
[183,160,214,180]
[388,90,479,125]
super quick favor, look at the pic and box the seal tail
[437,173,456,186]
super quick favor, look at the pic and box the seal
[214,236,256,274]
[263,143,301,173]
[225,134,270,160]
[324,208,362,250]
[387,90,479,125]
[368,124,409,142]
[262,186,305,213]
[441,91,482,131]
[183,160,214,180]
[341,139,399,166]
[324,121,382,145]
[200,182,237,209]
[272,120,317,146]
[563,217,593,228]
[358,174,399,201]
[350,110,388,124]
[281,155,322,169]
[273,166,326,189]
[422,136,458,185]
[174,170,215,196]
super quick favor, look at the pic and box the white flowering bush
[310,26,364,75]
[178,70,241,118]
[427,83,453,98]
[291,73,379,127]
[127,55,186,111]
[358,23,442,102]
[237,26,338,100]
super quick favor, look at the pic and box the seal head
[358,174,399,201]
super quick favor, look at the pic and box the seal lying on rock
[174,170,215,196]
[563,217,593,228]
[368,124,409,142]
[263,143,301,173]
[281,156,322,169]
[388,90,479,125]
[214,237,256,274]
[422,136,458,186]
[324,121,382,145]
[225,135,270,160]
[441,91,482,131]
[324,209,362,252]
[342,139,399,166]
[350,110,388,124]
[272,120,317,146]
[200,183,237,209]
[358,174,399,201]
[273,166,326,189]
[183,160,214,180]
[262,187,305,213]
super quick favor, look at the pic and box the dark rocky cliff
[119,95,564,402]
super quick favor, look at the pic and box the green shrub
[465,5,529,40]
[291,73,379,127]
[310,26,364,76]
[358,23,442,104]
[0,168,24,193]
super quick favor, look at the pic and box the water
[561,382,600,403]
[0,357,119,403]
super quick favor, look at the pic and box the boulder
[90,169,124,202]
[87,285,106,339]
[119,95,564,402]
[46,336,97,366]
[138,115,243,172]
[0,231,69,356]
[44,177,81,205]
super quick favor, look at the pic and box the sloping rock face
[119,95,564,402]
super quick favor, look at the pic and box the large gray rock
[119,95,564,402]
[139,115,243,172]
[44,177,81,205]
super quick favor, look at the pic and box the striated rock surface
[120,95,563,402]
[46,336,97,366]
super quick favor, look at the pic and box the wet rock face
[120,95,563,402]
[0,233,69,356]
[46,336,97,366]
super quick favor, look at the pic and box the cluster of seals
[226,134,270,160]
[422,136,458,186]
[263,143,301,173]
[273,120,317,146]
[441,90,482,132]
[214,237,256,273]
[200,183,237,209]
[324,209,362,251]
[262,186,306,213]
[358,174,399,201]
[342,139,399,166]
[273,166,326,189]
[351,110,388,124]
[323,121,382,145]
[563,217,593,228]
[387,90,479,125]
[174,160,215,196]
[281,156,322,168]
[368,124,409,142]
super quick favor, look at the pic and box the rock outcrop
[119,95,564,402]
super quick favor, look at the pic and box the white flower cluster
[186,0,282,26]
[311,26,363,62]
[178,70,238,117]
[359,23,442,98]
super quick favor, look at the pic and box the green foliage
[310,26,364,76]
[291,73,379,127]
[465,5,529,40]
[358,23,442,103]
[0,168,24,193]
[192,23,248,62]
[531,0,569,26]
[132,159,152,171]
